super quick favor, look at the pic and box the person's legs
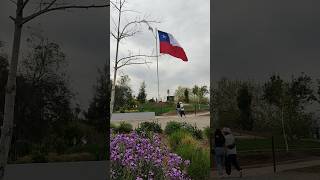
[230,154,241,171]
[215,148,224,176]
[225,155,231,175]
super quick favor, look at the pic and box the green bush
[203,126,212,140]
[165,121,203,139]
[168,130,191,151]
[111,123,118,131]
[136,121,163,134]
[31,151,48,163]
[181,122,203,139]
[176,144,210,180]
[165,121,183,135]
[117,122,133,133]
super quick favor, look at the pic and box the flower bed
[111,131,191,180]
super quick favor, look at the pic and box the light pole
[143,21,160,102]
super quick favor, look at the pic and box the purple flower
[110,131,190,180]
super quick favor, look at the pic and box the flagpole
[155,28,160,102]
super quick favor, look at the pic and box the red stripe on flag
[159,42,188,62]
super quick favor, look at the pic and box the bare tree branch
[8,0,17,5]
[117,54,158,63]
[22,4,109,25]
[22,0,30,9]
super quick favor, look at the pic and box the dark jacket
[214,134,225,147]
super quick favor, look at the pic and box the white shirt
[180,104,184,111]
[224,134,237,155]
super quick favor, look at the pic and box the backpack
[176,103,180,108]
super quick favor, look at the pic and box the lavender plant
[111,131,191,180]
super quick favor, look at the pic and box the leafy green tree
[85,66,108,132]
[237,84,253,130]
[175,86,187,102]
[114,75,135,112]
[184,88,189,103]
[137,81,147,104]
[263,74,289,152]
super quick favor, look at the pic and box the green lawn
[236,138,320,152]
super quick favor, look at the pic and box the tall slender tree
[0,1,108,178]
[110,0,158,114]
[137,81,147,104]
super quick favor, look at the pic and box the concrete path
[211,159,320,179]
[111,112,210,130]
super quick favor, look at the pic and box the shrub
[111,132,191,180]
[165,121,203,140]
[165,121,183,135]
[168,130,191,151]
[117,122,133,133]
[181,122,203,140]
[203,126,212,140]
[136,121,163,134]
[31,151,48,163]
[175,144,210,180]
[111,123,118,130]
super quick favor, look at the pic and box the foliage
[164,121,183,135]
[184,88,190,103]
[203,126,212,140]
[165,121,203,140]
[110,132,191,180]
[116,122,133,134]
[168,130,190,151]
[136,121,163,134]
[85,65,108,132]
[114,75,136,112]
[175,144,210,180]
[137,81,147,104]
[237,84,253,130]
[175,86,188,102]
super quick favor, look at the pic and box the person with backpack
[214,129,225,178]
[179,102,186,118]
[176,102,181,117]
[222,127,242,177]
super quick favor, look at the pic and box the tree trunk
[110,5,122,116]
[281,106,289,152]
[110,67,117,116]
[0,18,23,179]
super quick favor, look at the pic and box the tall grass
[168,130,210,180]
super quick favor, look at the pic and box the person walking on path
[176,102,181,117]
[179,102,186,118]
[214,129,226,178]
[222,127,242,178]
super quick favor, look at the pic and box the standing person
[214,129,225,178]
[179,102,186,118]
[222,127,242,177]
[176,102,181,117]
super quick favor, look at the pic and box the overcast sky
[110,0,210,101]
[213,0,320,83]
[0,0,107,109]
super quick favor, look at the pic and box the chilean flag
[158,30,188,62]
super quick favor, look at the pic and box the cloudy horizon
[0,0,108,110]
[110,0,210,101]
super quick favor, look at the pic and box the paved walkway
[211,159,320,179]
[111,112,210,130]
